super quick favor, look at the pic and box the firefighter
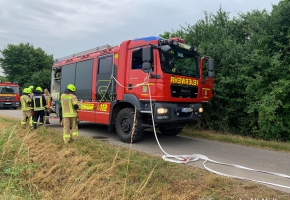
[43,88,51,124]
[28,86,34,126]
[20,88,33,128]
[61,84,79,144]
[31,86,46,129]
[29,85,34,98]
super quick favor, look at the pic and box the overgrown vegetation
[0,115,289,199]
[0,117,41,199]
[161,0,290,141]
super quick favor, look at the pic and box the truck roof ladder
[55,44,112,62]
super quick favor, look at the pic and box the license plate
[5,103,12,105]
[180,108,193,113]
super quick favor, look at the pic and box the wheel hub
[121,118,131,134]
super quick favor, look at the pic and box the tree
[160,1,290,141]
[0,75,8,82]
[0,43,53,89]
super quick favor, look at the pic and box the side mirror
[208,59,215,77]
[142,62,152,73]
[142,46,152,62]
[161,45,171,52]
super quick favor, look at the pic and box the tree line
[0,43,53,90]
[161,0,290,141]
[1,0,289,141]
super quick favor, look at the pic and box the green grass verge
[182,127,290,152]
[0,117,41,199]
[0,116,289,199]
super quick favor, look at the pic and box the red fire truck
[50,36,214,142]
[0,81,20,109]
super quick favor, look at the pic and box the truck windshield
[159,46,199,78]
[0,86,19,94]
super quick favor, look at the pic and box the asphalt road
[1,109,290,193]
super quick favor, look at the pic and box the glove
[73,104,79,109]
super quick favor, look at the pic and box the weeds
[0,116,289,199]
[0,118,40,199]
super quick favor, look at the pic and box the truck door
[95,54,114,124]
[127,48,157,99]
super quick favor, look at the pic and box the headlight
[157,108,168,114]
[199,107,203,113]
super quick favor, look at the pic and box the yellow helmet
[67,84,76,92]
[29,85,34,89]
[35,86,43,93]
[23,88,29,93]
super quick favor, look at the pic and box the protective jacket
[31,91,46,111]
[61,89,79,117]
[20,94,31,111]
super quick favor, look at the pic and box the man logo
[181,89,191,94]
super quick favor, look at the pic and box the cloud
[0,0,280,63]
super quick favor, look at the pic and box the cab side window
[131,48,154,70]
[132,48,143,70]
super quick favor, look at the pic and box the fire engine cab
[50,36,214,143]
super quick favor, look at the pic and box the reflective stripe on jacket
[20,95,31,111]
[61,93,78,117]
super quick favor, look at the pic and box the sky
[0,0,281,76]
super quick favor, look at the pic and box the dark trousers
[33,110,45,129]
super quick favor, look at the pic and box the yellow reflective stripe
[21,122,26,125]
[63,134,70,138]
[72,132,78,136]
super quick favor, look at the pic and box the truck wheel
[116,108,144,143]
[159,124,183,136]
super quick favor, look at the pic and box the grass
[182,126,290,153]
[0,116,289,199]
[0,117,41,199]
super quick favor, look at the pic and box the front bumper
[152,102,203,123]
[0,101,19,108]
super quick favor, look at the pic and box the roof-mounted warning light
[169,37,185,44]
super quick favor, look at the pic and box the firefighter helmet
[29,85,34,89]
[23,88,29,94]
[67,84,76,92]
[35,86,43,93]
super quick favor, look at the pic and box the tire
[159,123,183,136]
[12,107,17,110]
[115,108,144,143]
